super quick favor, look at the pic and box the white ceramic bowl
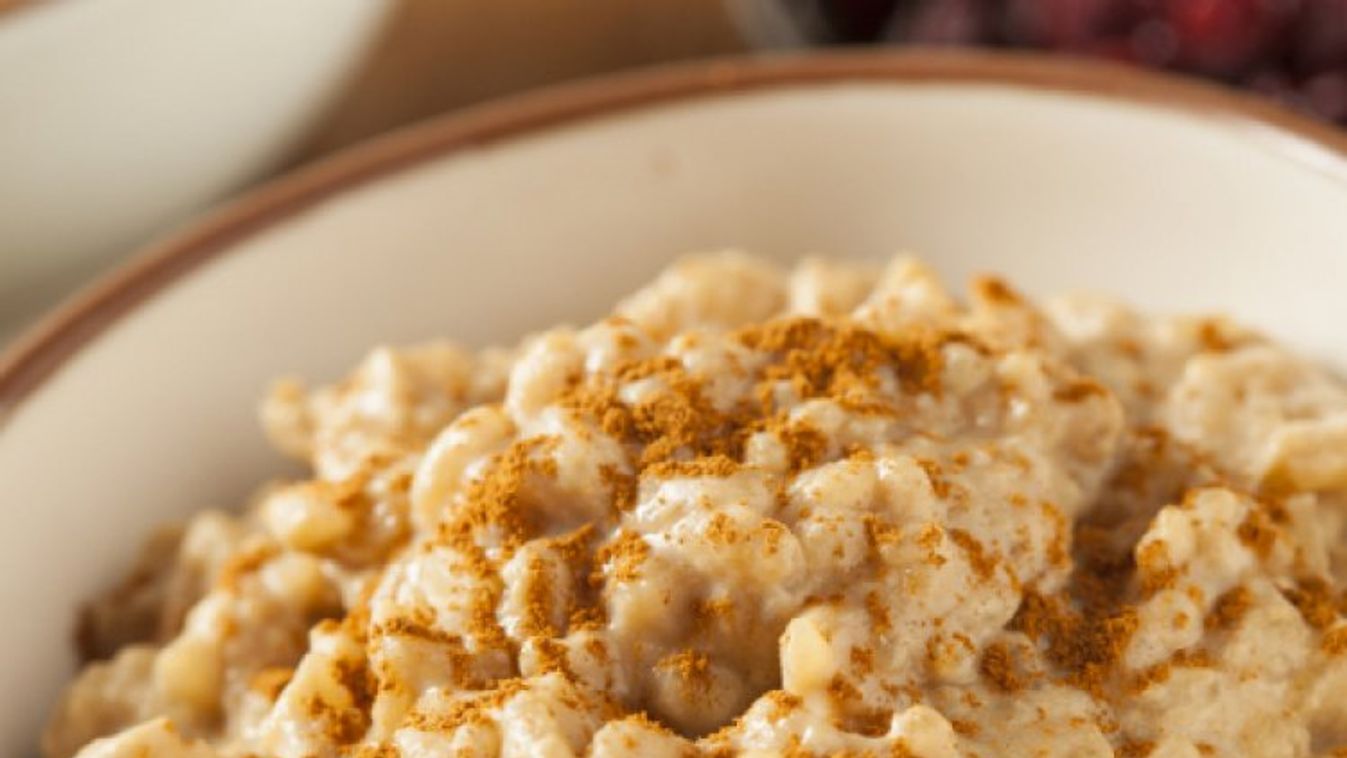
[3,51,1347,753]
[0,0,391,328]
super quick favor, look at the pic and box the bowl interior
[4,73,1347,752]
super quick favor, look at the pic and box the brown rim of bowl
[3,48,1347,424]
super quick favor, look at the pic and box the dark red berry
[1291,0,1347,74]
[792,0,1347,124]
[1162,0,1298,76]
[1005,0,1127,48]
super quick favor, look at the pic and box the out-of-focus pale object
[0,0,390,324]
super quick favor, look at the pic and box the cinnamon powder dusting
[1206,586,1253,631]
[1323,626,1347,655]
[658,649,713,692]
[249,666,294,701]
[594,530,650,584]
[1010,588,1140,696]
[978,641,1026,693]
[1237,507,1279,559]
[948,528,998,581]
[1283,578,1341,631]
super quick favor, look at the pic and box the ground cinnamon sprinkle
[915,458,954,500]
[1261,496,1291,524]
[736,317,948,399]
[864,515,903,551]
[569,604,607,631]
[979,641,1025,693]
[1010,589,1139,695]
[865,590,892,633]
[826,674,863,705]
[658,649,713,692]
[765,690,804,721]
[406,678,530,733]
[645,455,740,479]
[948,528,997,581]
[704,512,744,546]
[1196,320,1236,353]
[760,520,788,556]
[520,526,598,638]
[1135,540,1178,597]
[973,276,1024,306]
[520,553,560,638]
[466,583,510,653]
[849,645,875,676]
[306,655,376,744]
[950,718,980,736]
[1039,502,1070,568]
[249,666,294,700]
[1284,578,1339,630]
[1237,507,1279,559]
[1127,648,1213,695]
[430,435,561,556]
[619,709,681,735]
[374,609,460,646]
[1324,626,1347,655]
[915,522,949,568]
[775,421,829,472]
[926,632,976,671]
[597,463,638,512]
[594,530,650,584]
[839,705,894,738]
[551,523,598,564]
[575,359,746,469]
[216,541,280,592]
[1117,739,1156,757]
[1053,378,1109,403]
[692,596,734,630]
[778,735,812,758]
[416,534,513,654]
[1106,429,1202,504]
[1114,336,1144,359]
[530,637,574,677]
[348,744,400,758]
[1206,586,1253,631]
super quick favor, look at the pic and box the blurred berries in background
[784,0,1347,122]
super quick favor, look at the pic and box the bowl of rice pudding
[5,51,1347,757]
